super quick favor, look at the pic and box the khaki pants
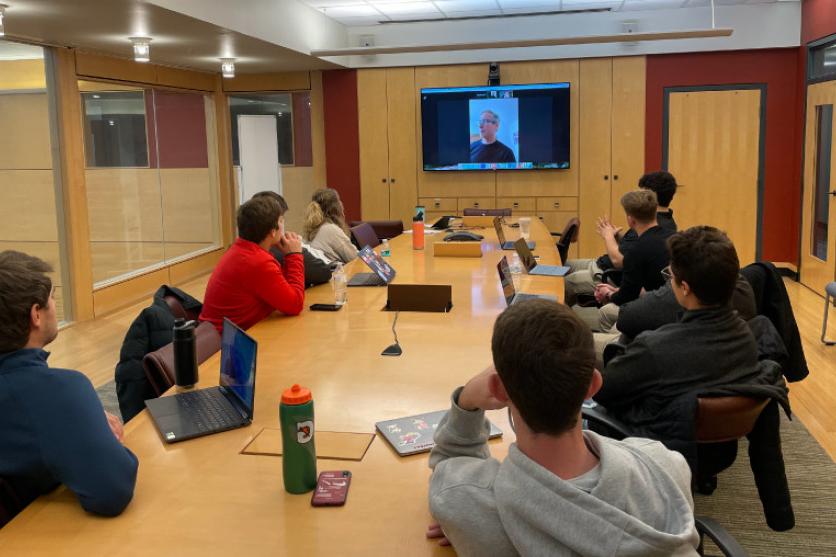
[564,258,603,306]
[572,302,620,333]
[593,330,621,370]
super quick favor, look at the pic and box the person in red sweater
[200,196,305,332]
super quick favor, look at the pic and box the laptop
[145,318,257,443]
[347,245,397,287]
[494,217,535,250]
[513,238,571,277]
[497,256,557,306]
[431,215,457,230]
[376,410,502,457]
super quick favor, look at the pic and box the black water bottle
[173,318,199,388]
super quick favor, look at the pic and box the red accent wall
[646,49,803,263]
[802,0,836,44]
[322,69,361,221]
[153,90,209,169]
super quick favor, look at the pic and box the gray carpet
[694,412,836,556]
[92,383,834,555]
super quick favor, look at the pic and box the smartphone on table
[310,304,343,311]
[311,471,352,507]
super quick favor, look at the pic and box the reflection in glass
[813,105,832,261]
[82,91,149,167]
[810,41,836,82]
[229,93,295,165]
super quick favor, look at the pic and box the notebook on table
[348,245,397,287]
[513,238,570,277]
[497,256,557,306]
[494,217,535,250]
[145,318,256,443]
[376,410,503,456]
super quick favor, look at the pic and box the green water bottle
[280,384,317,494]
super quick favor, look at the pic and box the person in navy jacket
[0,251,138,522]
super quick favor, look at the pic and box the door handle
[390,178,396,184]
[829,190,836,196]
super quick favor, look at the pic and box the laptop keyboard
[348,273,386,286]
[176,389,242,433]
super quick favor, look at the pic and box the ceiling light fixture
[0,4,8,37]
[129,37,152,63]
[221,58,235,79]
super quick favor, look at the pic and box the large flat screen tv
[420,82,570,171]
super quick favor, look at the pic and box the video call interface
[421,82,570,171]
[220,320,257,412]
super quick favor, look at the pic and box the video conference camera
[488,62,500,86]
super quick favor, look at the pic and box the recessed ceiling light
[221,58,235,78]
[129,37,152,63]
[92,94,100,99]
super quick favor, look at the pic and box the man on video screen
[469,109,516,164]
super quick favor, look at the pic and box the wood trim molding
[222,72,311,92]
[92,267,168,317]
[52,48,95,321]
[74,51,216,92]
[213,76,235,246]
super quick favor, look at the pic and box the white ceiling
[302,0,793,26]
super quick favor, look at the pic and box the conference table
[0,218,566,556]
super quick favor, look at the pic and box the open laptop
[431,215,457,230]
[145,318,256,443]
[514,238,570,277]
[497,256,557,306]
[348,245,397,287]
[494,217,535,250]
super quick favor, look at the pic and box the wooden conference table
[0,218,565,556]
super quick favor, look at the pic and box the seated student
[594,226,764,439]
[303,188,357,264]
[0,251,138,520]
[427,300,699,556]
[581,190,674,332]
[200,196,305,333]
[251,191,334,288]
[565,171,677,306]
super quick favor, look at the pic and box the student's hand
[426,522,452,547]
[594,284,617,304]
[595,217,621,240]
[105,411,124,443]
[277,232,303,255]
[458,366,506,412]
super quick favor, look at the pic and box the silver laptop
[514,238,570,277]
[494,217,535,250]
[497,256,557,306]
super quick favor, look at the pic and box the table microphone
[382,311,402,356]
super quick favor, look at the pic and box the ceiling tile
[435,0,501,13]
[561,0,622,9]
[375,1,443,16]
[319,5,382,17]
[497,0,559,9]
[621,0,685,11]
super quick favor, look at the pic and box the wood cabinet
[357,67,417,227]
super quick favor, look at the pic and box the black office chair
[695,516,748,556]
[349,220,404,240]
[462,207,512,217]
[550,217,579,265]
[349,222,381,249]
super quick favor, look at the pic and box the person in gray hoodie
[427,299,699,556]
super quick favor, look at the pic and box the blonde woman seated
[303,188,357,264]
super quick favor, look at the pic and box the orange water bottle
[412,216,424,250]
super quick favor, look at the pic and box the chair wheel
[696,475,718,495]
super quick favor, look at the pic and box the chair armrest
[695,516,748,557]
[581,403,631,440]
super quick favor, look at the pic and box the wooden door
[801,81,836,294]
[610,56,646,221]
[385,68,418,227]
[577,58,612,259]
[357,69,390,220]
[666,88,762,265]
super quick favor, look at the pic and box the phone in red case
[311,471,352,507]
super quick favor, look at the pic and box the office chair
[550,217,580,265]
[822,281,836,345]
[462,207,512,217]
[348,220,404,240]
[695,516,748,557]
[143,321,221,396]
[162,294,200,322]
[349,222,381,250]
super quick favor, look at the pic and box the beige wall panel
[160,168,216,243]
[0,170,59,241]
[89,242,165,284]
[78,80,143,93]
[415,65,496,199]
[667,89,760,265]
[93,267,169,317]
[0,59,46,90]
[386,67,418,227]
[164,242,217,260]
[357,69,390,220]
[496,60,580,198]
[610,56,646,219]
[0,93,53,169]
[578,58,613,259]
[310,71,328,189]
[281,166,316,234]
[223,72,311,93]
[85,168,163,242]
[169,248,223,286]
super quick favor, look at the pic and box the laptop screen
[358,245,396,283]
[496,256,516,306]
[220,318,257,419]
[493,217,506,244]
[514,238,536,271]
